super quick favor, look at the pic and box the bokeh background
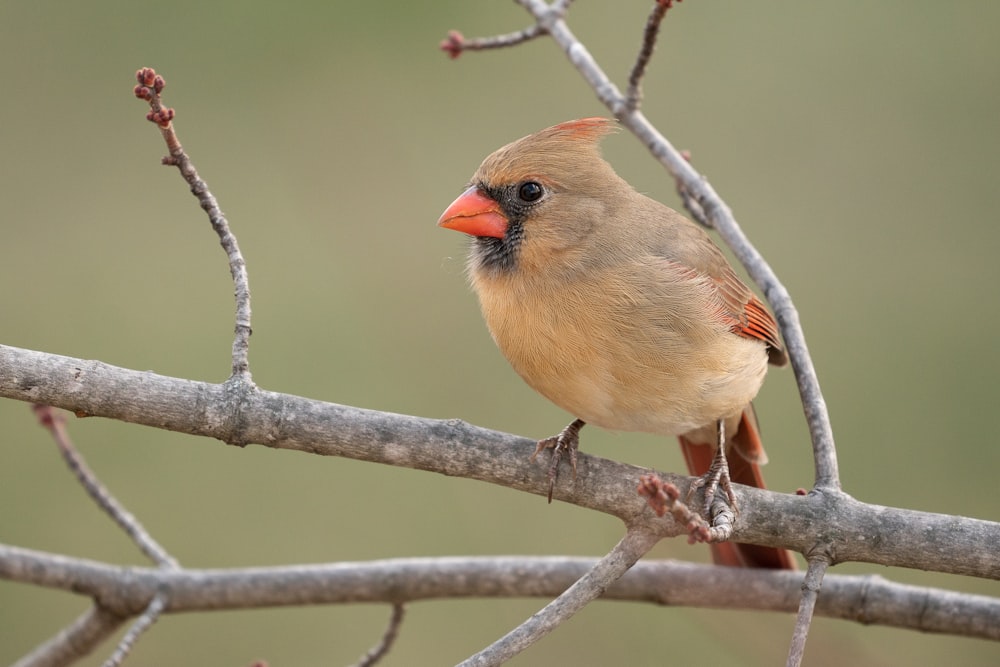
[1,2,999,665]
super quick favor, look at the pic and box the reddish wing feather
[741,296,782,351]
[709,268,785,364]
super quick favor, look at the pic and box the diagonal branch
[787,556,830,667]
[12,606,124,667]
[459,528,660,665]
[32,403,180,664]
[32,405,179,570]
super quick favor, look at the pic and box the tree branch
[787,557,830,667]
[352,604,405,667]
[459,528,660,665]
[625,0,679,110]
[12,606,124,667]
[2,545,997,642]
[102,594,168,667]
[32,401,182,665]
[134,67,253,381]
[32,405,179,570]
[2,343,999,580]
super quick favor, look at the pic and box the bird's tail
[677,406,796,569]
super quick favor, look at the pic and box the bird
[438,117,794,569]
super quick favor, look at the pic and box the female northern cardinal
[438,118,793,569]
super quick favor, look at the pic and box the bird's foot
[530,418,584,503]
[685,434,739,517]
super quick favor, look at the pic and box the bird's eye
[517,181,544,203]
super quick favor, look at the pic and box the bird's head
[438,118,625,278]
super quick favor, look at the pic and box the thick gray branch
[1,343,998,579]
[1,544,996,642]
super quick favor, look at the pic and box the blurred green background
[1,1,998,665]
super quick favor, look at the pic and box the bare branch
[32,405,179,570]
[459,528,660,666]
[2,545,998,642]
[134,67,253,380]
[626,1,681,110]
[12,606,124,667]
[439,26,545,58]
[102,593,168,667]
[439,0,578,59]
[352,604,405,667]
[2,344,999,579]
[31,404,180,663]
[787,557,830,666]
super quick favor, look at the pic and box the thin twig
[787,556,829,666]
[458,528,660,666]
[626,1,681,110]
[32,405,180,570]
[353,604,406,667]
[12,606,124,667]
[672,148,711,228]
[439,0,578,59]
[32,404,180,664]
[134,67,253,380]
[103,593,169,667]
[440,25,545,58]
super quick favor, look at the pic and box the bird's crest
[544,117,618,143]
[476,118,619,190]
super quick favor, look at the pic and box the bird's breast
[471,266,769,436]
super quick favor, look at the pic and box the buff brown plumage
[439,118,793,569]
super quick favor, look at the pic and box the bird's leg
[686,418,739,515]
[530,418,585,503]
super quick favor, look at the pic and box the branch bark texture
[2,343,998,580]
[2,545,997,642]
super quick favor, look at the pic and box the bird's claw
[685,462,738,517]
[530,418,584,503]
[685,419,739,517]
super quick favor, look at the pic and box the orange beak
[437,187,508,239]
